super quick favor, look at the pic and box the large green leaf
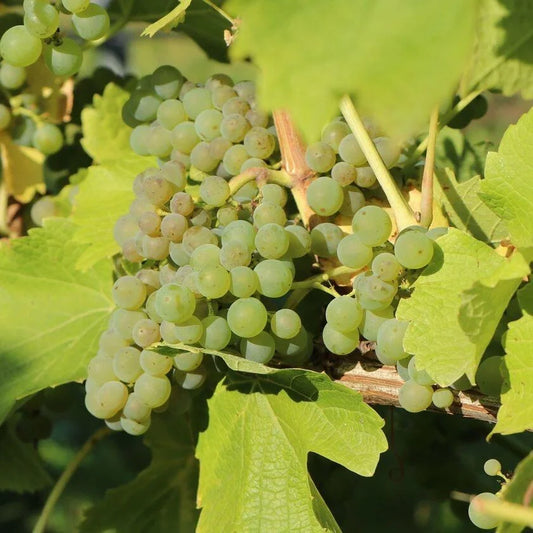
[396,229,529,386]
[492,282,533,436]
[80,401,199,533]
[460,0,533,98]
[196,370,387,532]
[224,0,477,139]
[482,108,533,259]
[0,219,113,424]
[497,451,533,533]
[71,156,153,270]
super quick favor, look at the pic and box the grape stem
[451,491,533,528]
[202,0,236,25]
[228,166,292,196]
[419,105,439,227]
[33,426,111,533]
[339,96,417,232]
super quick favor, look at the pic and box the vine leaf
[0,421,52,492]
[491,282,533,437]
[482,107,533,260]
[497,451,533,533]
[141,0,192,37]
[460,0,533,99]
[397,229,529,386]
[196,370,387,532]
[225,0,477,139]
[80,401,199,533]
[0,219,113,425]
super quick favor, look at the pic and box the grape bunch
[0,0,110,78]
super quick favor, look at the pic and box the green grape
[189,243,220,270]
[196,265,230,299]
[190,208,211,227]
[130,125,151,156]
[358,274,397,305]
[174,316,204,344]
[255,259,293,298]
[170,191,195,216]
[432,388,454,409]
[174,365,207,389]
[169,242,190,266]
[468,493,500,530]
[112,346,142,383]
[372,252,403,281]
[243,127,275,158]
[358,306,394,342]
[151,65,184,100]
[199,315,231,350]
[141,235,169,261]
[98,329,129,356]
[173,351,204,372]
[113,214,138,247]
[373,137,400,168]
[134,373,171,408]
[24,0,59,39]
[209,136,232,161]
[145,291,164,323]
[216,205,239,226]
[132,318,160,348]
[322,323,359,355]
[396,355,412,381]
[219,240,251,270]
[306,177,343,216]
[398,380,433,413]
[285,225,311,258]
[62,0,90,13]
[171,121,200,154]
[260,184,287,207]
[121,416,151,435]
[182,87,212,119]
[0,63,26,90]
[0,26,42,67]
[147,125,173,158]
[139,349,172,376]
[72,3,110,40]
[159,264,177,286]
[326,296,363,332]
[233,80,256,101]
[154,283,195,323]
[29,196,60,226]
[394,229,434,270]
[229,266,258,298]
[483,459,501,477]
[222,220,256,251]
[105,417,124,432]
[408,357,435,386]
[246,109,268,128]
[255,223,290,259]
[475,356,503,396]
[206,73,234,90]
[310,223,344,257]
[157,99,186,130]
[0,104,11,130]
[136,270,160,293]
[321,120,350,152]
[97,381,128,417]
[133,92,162,123]
[240,331,275,363]
[354,166,377,188]
[305,142,336,173]
[352,206,391,246]
[222,143,248,175]
[212,85,237,110]
[160,213,188,242]
[195,108,223,141]
[271,309,301,339]
[240,157,267,173]
[190,141,219,172]
[87,355,117,384]
[111,309,147,342]
[112,276,147,310]
[227,297,267,338]
[339,185,365,217]
[274,327,311,362]
[123,393,151,422]
[200,175,230,206]
[331,162,356,187]
[138,211,161,236]
[159,320,179,344]
[43,38,83,77]
[337,234,373,269]
[220,113,250,143]
[179,80,195,99]
[32,124,63,155]
[253,201,287,228]
[222,96,250,116]
[233,181,258,203]
[375,318,408,364]
[182,226,218,254]
[338,134,367,166]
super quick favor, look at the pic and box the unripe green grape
[0,104,11,130]
[373,136,400,168]
[253,201,286,228]
[310,223,344,257]
[243,127,275,158]
[219,240,251,270]
[352,205,392,246]
[408,357,435,386]
[113,346,142,383]
[113,214,138,247]
[208,136,232,161]
[134,373,171,408]
[475,356,503,396]
[159,264,177,286]
[0,26,42,67]
[339,185,365,216]
[375,318,408,364]
[212,85,237,109]
[246,108,268,128]
[123,393,151,422]
[132,318,160,348]
[206,73,234,90]
[285,225,311,258]
[358,274,397,304]
[195,108,223,141]
[336,234,373,269]
[174,316,204,344]
[111,309,147,342]
[141,174,175,206]
[468,493,500,530]
[483,459,501,477]
[87,355,117,384]
[43,38,83,77]
[222,220,256,252]
[174,365,207,389]
[432,388,454,409]
[306,176,344,216]
[190,141,219,173]
[157,99,186,130]
[112,276,147,310]
[140,349,173,376]
[151,65,184,100]
[98,328,130,355]
[398,380,433,413]
[260,183,287,207]
[354,166,377,188]
[147,125,172,158]
[196,265,230,299]
[173,351,204,372]
[190,208,212,227]
[200,175,230,206]
[229,266,258,298]
[220,113,250,143]
[240,331,275,363]
[255,223,290,259]
[222,96,250,116]
[141,235,169,261]
[326,296,363,333]
[182,87,212,119]
[233,80,256,101]
[172,121,200,154]
[170,191,195,216]
[331,161,357,186]
[182,225,218,254]
[160,320,180,344]
[216,205,239,226]
[154,283,195,323]
[130,125,151,156]
[322,323,359,355]
[358,306,394,342]
[271,309,301,339]
[136,269,161,293]
[32,124,63,155]
[121,416,151,436]
[189,243,220,270]
[254,259,293,298]
[240,157,267,173]
[160,213,188,243]
[138,210,161,236]
[338,133,367,166]
[199,315,231,350]
[274,327,311,362]
[0,63,26,90]
[222,143,248,175]
[305,142,336,173]
[169,242,190,266]
[24,0,59,38]
[394,229,434,269]
[396,356,412,381]
[321,120,350,152]
[227,297,267,338]
[62,0,90,13]
[372,252,403,281]
[96,381,128,417]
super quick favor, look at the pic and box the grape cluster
[0,0,109,77]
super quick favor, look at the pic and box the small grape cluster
[0,0,109,77]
